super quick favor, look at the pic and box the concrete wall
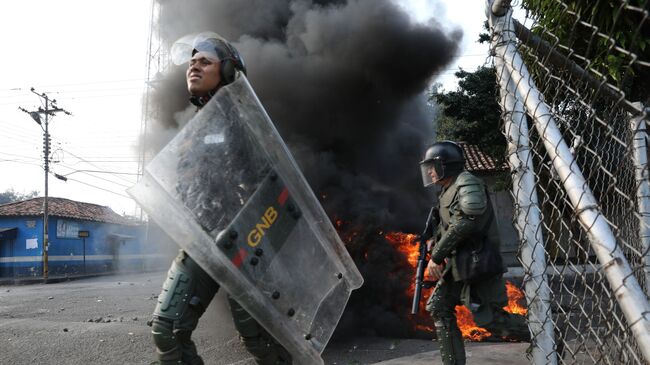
[482,174,521,267]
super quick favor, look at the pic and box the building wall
[0,215,43,277]
[0,215,148,278]
[482,175,521,267]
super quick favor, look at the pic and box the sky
[0,0,496,217]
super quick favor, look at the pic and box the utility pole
[138,0,169,221]
[19,88,71,281]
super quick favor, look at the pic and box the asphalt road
[0,271,528,365]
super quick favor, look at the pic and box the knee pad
[240,335,292,365]
[428,291,457,320]
[227,296,291,364]
[151,317,178,355]
[151,317,205,364]
[155,260,194,322]
[228,296,261,337]
[434,314,458,333]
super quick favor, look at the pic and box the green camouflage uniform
[151,250,291,365]
[425,171,529,365]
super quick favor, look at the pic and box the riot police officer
[420,141,529,365]
[150,32,291,365]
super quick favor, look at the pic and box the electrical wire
[64,177,132,199]
[0,158,43,168]
[54,163,135,188]
[0,151,42,161]
[59,148,136,185]
[0,78,147,92]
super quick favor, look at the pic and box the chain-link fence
[487,0,650,363]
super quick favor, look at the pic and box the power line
[66,93,144,100]
[0,121,42,136]
[54,163,135,188]
[0,78,147,92]
[59,148,137,185]
[64,177,132,199]
[0,134,41,146]
[0,151,42,161]
[61,169,139,176]
[58,159,139,163]
[0,91,143,106]
[0,158,44,168]
[46,86,145,94]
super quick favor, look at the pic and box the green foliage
[522,0,650,98]
[431,66,505,162]
[0,188,39,205]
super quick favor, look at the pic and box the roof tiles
[458,142,508,173]
[0,197,132,225]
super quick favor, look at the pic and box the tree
[432,66,505,162]
[522,0,649,101]
[0,189,39,205]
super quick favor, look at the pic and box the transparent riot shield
[128,74,363,365]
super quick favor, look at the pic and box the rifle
[411,205,439,315]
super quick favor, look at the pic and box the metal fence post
[489,5,650,362]
[489,2,556,363]
[631,103,650,295]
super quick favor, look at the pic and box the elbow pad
[430,217,477,264]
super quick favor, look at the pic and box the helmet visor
[171,32,228,65]
[420,161,434,187]
[419,159,444,187]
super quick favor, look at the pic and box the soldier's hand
[426,260,445,281]
[426,238,435,252]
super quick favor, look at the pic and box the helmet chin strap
[189,74,229,108]
[189,88,217,108]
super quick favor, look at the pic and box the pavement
[0,271,530,364]
[322,336,529,365]
[372,342,529,364]
[0,272,109,285]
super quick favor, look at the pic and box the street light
[53,173,68,182]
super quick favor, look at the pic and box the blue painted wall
[0,215,147,278]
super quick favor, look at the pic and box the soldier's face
[428,165,452,187]
[187,53,222,96]
[428,165,441,184]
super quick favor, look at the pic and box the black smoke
[148,0,461,338]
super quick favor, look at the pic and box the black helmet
[171,32,247,85]
[419,141,465,187]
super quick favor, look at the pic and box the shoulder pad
[455,172,487,215]
[455,171,483,187]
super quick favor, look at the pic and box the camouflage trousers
[150,250,291,365]
[426,275,530,365]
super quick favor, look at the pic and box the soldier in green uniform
[150,33,291,365]
[419,141,529,365]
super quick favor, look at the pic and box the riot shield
[128,74,363,365]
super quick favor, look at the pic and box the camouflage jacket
[429,171,504,282]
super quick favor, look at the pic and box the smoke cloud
[147,0,461,337]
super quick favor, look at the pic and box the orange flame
[385,232,419,266]
[505,281,528,315]
[384,232,435,333]
[383,230,528,341]
[455,305,492,340]
[453,281,528,341]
